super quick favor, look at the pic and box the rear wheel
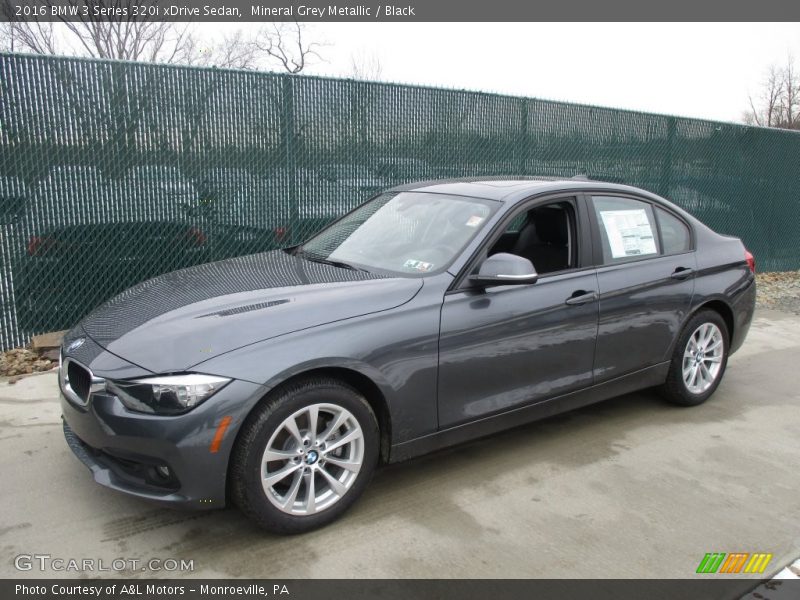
[660,310,729,406]
[230,378,379,534]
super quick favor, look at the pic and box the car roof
[388,177,664,205]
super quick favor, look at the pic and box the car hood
[75,250,422,374]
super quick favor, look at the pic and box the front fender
[193,289,443,445]
[260,356,399,411]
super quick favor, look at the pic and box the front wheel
[230,378,379,534]
[660,310,730,406]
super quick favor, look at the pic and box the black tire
[230,377,379,534]
[660,309,730,406]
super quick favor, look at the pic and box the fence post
[280,74,299,244]
[659,116,676,197]
[518,98,529,174]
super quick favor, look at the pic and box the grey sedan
[59,178,756,533]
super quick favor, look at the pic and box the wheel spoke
[683,365,694,380]
[281,470,303,510]
[319,409,347,441]
[690,366,700,388]
[283,417,304,445]
[263,448,298,462]
[324,454,361,472]
[696,365,706,386]
[318,466,347,496]
[304,473,317,514]
[265,461,303,486]
[705,355,722,364]
[307,405,319,438]
[324,428,363,455]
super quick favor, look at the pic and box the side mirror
[469,253,538,287]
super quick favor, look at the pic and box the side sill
[389,361,670,463]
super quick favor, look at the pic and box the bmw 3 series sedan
[60,178,756,533]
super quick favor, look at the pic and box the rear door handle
[670,267,695,280]
[565,291,598,306]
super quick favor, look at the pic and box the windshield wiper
[295,249,367,272]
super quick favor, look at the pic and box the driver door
[436,197,599,428]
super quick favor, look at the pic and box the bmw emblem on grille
[65,337,86,353]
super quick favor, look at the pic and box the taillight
[745,249,755,273]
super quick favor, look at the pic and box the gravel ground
[0,348,56,378]
[756,270,800,315]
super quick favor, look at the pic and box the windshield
[298,192,498,276]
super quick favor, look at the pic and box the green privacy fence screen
[1,52,798,349]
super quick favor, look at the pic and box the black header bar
[4,0,800,22]
[4,578,794,600]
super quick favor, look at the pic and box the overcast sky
[206,22,800,124]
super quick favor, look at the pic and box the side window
[488,201,576,275]
[656,207,691,254]
[592,196,659,264]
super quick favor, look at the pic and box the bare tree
[2,7,327,74]
[0,1,263,69]
[1,1,199,63]
[252,22,324,74]
[0,22,12,52]
[745,56,800,130]
[781,56,800,129]
[179,28,262,70]
[745,65,784,128]
[350,50,383,81]
[1,20,60,54]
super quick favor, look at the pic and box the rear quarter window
[656,207,692,254]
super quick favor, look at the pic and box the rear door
[588,194,696,383]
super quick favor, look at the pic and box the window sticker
[404,259,434,272]
[465,215,485,228]
[599,209,657,258]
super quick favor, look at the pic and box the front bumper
[60,376,266,509]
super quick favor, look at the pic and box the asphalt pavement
[1,309,798,579]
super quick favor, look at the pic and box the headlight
[107,374,231,415]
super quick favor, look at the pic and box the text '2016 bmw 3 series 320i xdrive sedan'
[59,178,756,533]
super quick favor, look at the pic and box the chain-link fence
[1,52,799,349]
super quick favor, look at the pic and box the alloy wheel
[261,403,365,516]
[682,322,724,395]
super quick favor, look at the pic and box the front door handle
[565,290,598,306]
[670,267,695,280]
